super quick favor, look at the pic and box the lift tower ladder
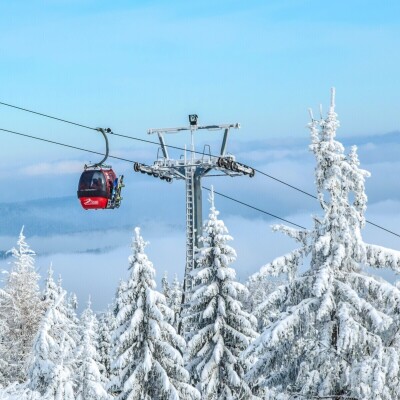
[133,115,255,332]
[185,166,194,285]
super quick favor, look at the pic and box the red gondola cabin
[77,167,118,210]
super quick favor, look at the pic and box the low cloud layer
[1,200,400,312]
[1,130,400,310]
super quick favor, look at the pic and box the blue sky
[1,0,399,147]
[1,1,400,310]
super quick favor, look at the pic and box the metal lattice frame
[133,116,255,333]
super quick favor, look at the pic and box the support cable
[0,127,134,163]
[0,126,305,230]
[202,187,306,230]
[0,101,97,131]
[1,100,399,238]
[253,167,317,199]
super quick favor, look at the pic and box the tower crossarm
[147,122,240,135]
[134,156,255,182]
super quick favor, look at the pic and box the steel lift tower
[133,115,255,312]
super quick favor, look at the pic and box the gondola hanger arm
[91,127,111,167]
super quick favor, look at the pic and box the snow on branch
[272,224,309,244]
[365,243,400,273]
[335,280,393,332]
[257,248,306,281]
[348,272,400,310]
[255,297,318,349]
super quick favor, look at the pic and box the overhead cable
[0,101,97,131]
[0,126,305,230]
[1,101,399,238]
[202,187,306,229]
[0,127,134,163]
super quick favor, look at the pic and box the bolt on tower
[134,115,255,307]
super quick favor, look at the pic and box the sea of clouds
[1,130,400,310]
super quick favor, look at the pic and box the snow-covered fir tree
[48,335,76,400]
[28,292,76,399]
[75,299,109,400]
[29,268,78,397]
[168,274,183,331]
[2,227,43,382]
[66,292,80,340]
[185,188,258,400]
[68,292,78,312]
[42,264,58,307]
[0,330,7,386]
[111,227,200,400]
[245,89,400,399]
[0,289,11,386]
[162,272,171,301]
[108,281,126,395]
[161,272,183,330]
[98,308,114,387]
[43,267,80,351]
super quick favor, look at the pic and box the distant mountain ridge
[0,194,185,238]
[0,196,133,236]
[0,250,11,259]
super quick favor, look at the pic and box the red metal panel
[79,197,108,210]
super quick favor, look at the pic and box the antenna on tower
[134,114,255,334]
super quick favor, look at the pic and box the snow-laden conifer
[162,271,171,301]
[2,227,43,382]
[245,89,400,399]
[162,272,183,330]
[98,308,114,387]
[185,188,258,399]
[75,299,109,400]
[49,336,76,400]
[68,293,78,312]
[0,289,11,386]
[108,280,126,396]
[66,292,80,341]
[28,291,76,398]
[43,268,80,355]
[42,264,58,306]
[168,274,183,331]
[111,227,200,400]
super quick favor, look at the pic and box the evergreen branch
[364,243,400,273]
